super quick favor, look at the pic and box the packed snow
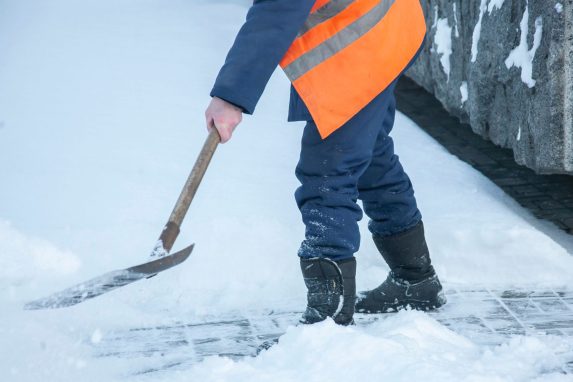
[1,1,573,381]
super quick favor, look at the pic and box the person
[205,0,446,325]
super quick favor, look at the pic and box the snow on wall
[488,0,506,12]
[460,81,468,105]
[471,0,507,63]
[408,0,573,174]
[471,0,487,62]
[452,3,460,38]
[434,17,453,80]
[505,3,544,88]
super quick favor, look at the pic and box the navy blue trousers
[295,81,422,261]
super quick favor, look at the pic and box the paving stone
[561,218,573,231]
[506,186,548,198]
[535,200,567,211]
[494,177,531,187]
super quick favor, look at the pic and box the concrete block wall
[406,0,573,175]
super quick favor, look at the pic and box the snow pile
[0,309,123,382]
[176,311,570,382]
[0,220,80,290]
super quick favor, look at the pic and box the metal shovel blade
[24,129,221,310]
[24,244,194,310]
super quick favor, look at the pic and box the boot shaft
[373,221,435,282]
[300,257,356,325]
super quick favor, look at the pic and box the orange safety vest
[280,0,426,139]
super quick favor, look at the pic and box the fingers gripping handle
[158,129,221,253]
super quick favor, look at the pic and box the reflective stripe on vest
[280,0,426,139]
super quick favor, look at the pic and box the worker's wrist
[210,86,255,115]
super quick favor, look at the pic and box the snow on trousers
[295,79,422,261]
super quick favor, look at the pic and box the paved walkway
[395,77,573,235]
[93,288,573,375]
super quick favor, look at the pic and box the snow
[471,0,489,63]
[452,3,460,38]
[432,5,439,29]
[471,0,506,62]
[460,81,469,105]
[505,3,544,88]
[0,0,572,381]
[150,240,169,258]
[488,0,506,13]
[0,220,81,291]
[91,329,103,344]
[434,17,453,80]
[555,3,564,13]
[175,313,571,382]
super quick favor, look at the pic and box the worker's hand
[205,97,243,143]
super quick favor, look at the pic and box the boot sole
[356,291,447,314]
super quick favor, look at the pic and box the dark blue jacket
[210,0,315,121]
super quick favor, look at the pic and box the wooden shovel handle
[158,129,221,253]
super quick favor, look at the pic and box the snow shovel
[24,129,221,310]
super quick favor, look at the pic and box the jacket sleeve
[210,0,315,115]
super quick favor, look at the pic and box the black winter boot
[355,222,446,313]
[300,257,356,325]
